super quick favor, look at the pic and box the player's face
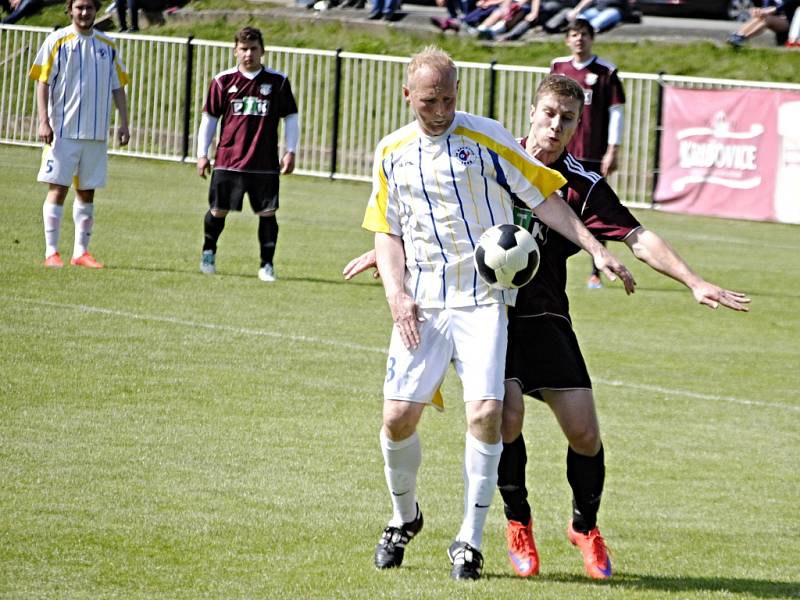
[70,0,97,33]
[404,66,458,137]
[235,40,264,73]
[529,92,582,155]
[566,28,593,59]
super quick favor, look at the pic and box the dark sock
[258,215,278,268]
[567,444,605,533]
[498,434,532,524]
[203,211,226,253]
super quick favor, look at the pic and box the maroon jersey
[550,55,625,165]
[203,66,298,173]
[512,144,640,319]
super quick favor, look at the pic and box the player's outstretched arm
[625,227,750,311]
[376,233,421,350]
[533,192,637,294]
[343,249,379,280]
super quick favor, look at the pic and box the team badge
[455,145,476,166]
[260,84,272,96]
[228,85,239,94]
[97,48,107,59]
[585,73,598,86]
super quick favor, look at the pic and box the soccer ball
[474,224,540,290]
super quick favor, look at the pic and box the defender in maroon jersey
[551,18,625,287]
[498,74,749,581]
[196,27,299,282]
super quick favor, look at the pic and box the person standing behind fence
[116,0,139,31]
[196,26,299,282]
[30,0,130,269]
[551,17,624,288]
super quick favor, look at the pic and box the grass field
[1,144,798,599]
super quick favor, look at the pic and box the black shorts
[208,169,279,213]
[505,313,592,401]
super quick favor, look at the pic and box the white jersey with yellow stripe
[29,25,129,142]
[362,111,566,310]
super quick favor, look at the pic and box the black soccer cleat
[374,506,424,569]
[447,541,484,580]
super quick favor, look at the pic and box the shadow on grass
[483,571,799,598]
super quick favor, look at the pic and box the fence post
[330,48,343,179]
[181,36,194,162]
[488,60,497,120]
[651,71,665,204]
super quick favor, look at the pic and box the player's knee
[567,424,601,456]
[467,400,503,441]
[501,381,524,441]
[210,208,228,218]
[382,401,421,440]
[257,209,276,217]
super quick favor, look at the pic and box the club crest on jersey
[585,73,598,86]
[259,84,272,96]
[232,96,270,116]
[455,145,477,166]
[96,48,107,59]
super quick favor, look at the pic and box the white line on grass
[10,296,799,413]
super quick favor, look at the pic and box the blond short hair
[407,46,457,88]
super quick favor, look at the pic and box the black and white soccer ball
[474,224,540,290]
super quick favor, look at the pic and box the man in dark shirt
[499,74,749,581]
[551,18,625,288]
[342,74,750,581]
[196,27,299,282]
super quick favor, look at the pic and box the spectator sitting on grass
[727,0,798,48]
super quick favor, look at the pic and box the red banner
[654,87,800,224]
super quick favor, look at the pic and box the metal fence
[3,23,800,206]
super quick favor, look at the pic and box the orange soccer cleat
[44,252,64,268]
[506,518,540,577]
[70,252,104,269]
[567,520,612,579]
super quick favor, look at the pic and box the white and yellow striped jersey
[29,25,129,142]
[363,111,566,309]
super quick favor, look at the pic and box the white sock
[380,429,421,527]
[42,202,64,257]
[72,200,95,258]
[457,432,502,550]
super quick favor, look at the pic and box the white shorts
[38,138,108,189]
[383,304,508,408]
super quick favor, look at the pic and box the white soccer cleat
[200,250,216,275]
[258,263,276,282]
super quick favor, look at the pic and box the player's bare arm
[625,227,750,311]
[533,192,637,294]
[36,82,53,145]
[342,249,378,280]
[375,233,421,350]
[197,156,211,178]
[112,88,130,146]
[601,145,618,177]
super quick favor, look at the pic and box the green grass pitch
[1,144,798,599]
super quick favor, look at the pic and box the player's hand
[38,121,53,146]
[387,292,422,350]
[197,156,211,179]
[692,282,750,312]
[601,147,618,177]
[117,125,130,147]
[280,151,295,175]
[593,249,636,295]
[343,249,379,280]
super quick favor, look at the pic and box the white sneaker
[200,250,216,275]
[258,263,276,282]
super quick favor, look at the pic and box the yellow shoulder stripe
[29,33,76,83]
[454,125,566,197]
[361,130,418,233]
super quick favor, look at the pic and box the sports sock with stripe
[42,201,63,257]
[498,433,532,524]
[567,444,605,533]
[457,432,502,550]
[380,429,421,527]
